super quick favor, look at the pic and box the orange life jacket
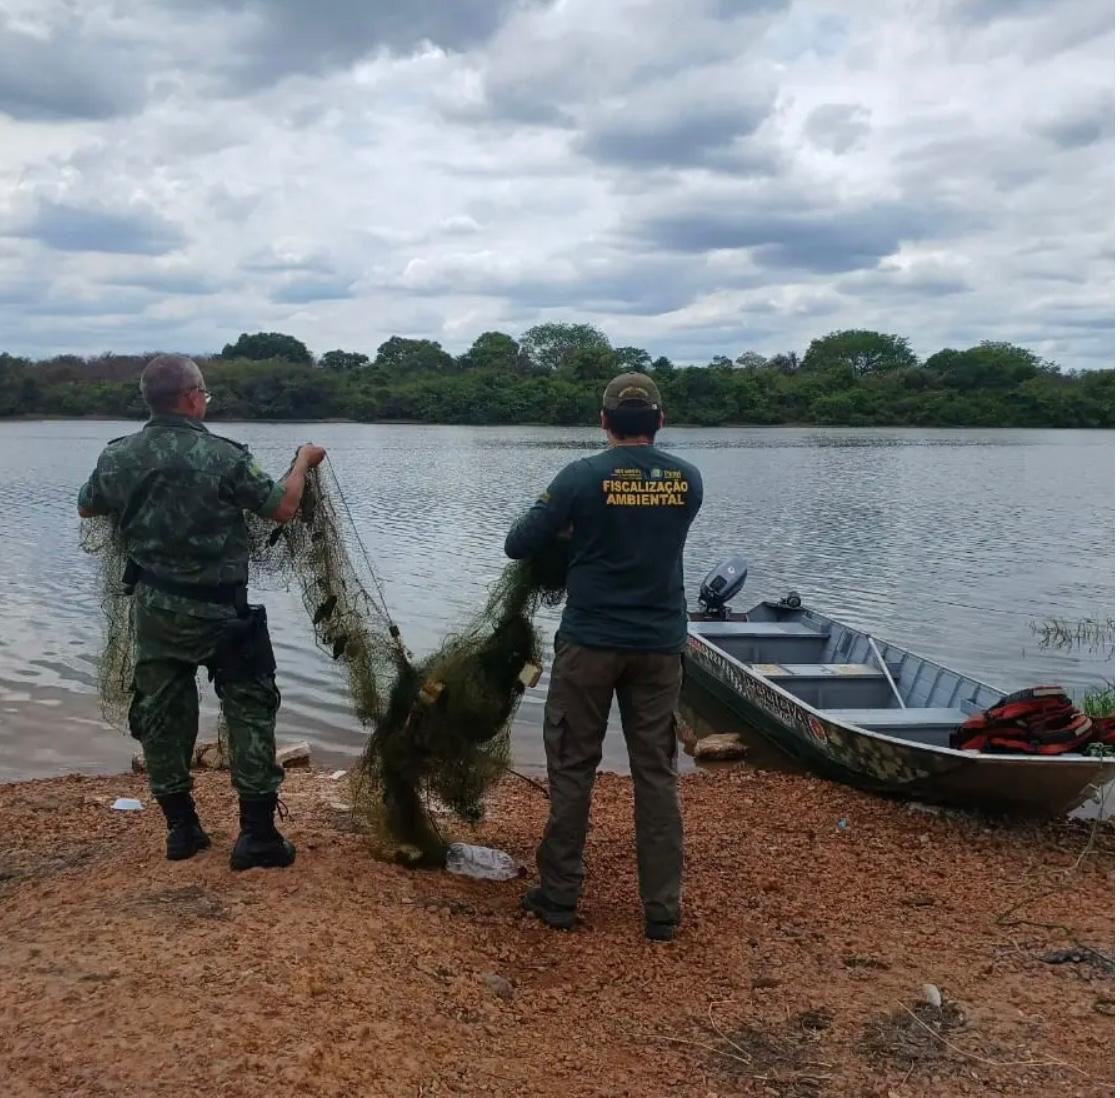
[950,686,1111,756]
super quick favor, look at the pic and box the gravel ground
[0,766,1113,1097]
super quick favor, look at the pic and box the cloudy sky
[0,0,1114,367]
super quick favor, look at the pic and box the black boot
[645,920,677,943]
[156,792,211,862]
[520,886,576,929]
[230,794,296,871]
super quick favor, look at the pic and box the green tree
[460,331,520,372]
[767,351,800,374]
[666,366,733,425]
[810,389,871,426]
[519,322,611,373]
[0,353,32,416]
[320,349,370,370]
[1072,369,1117,427]
[613,346,653,373]
[220,331,313,365]
[729,370,781,423]
[734,351,768,371]
[568,346,619,381]
[0,327,1111,430]
[924,341,1045,391]
[802,330,917,376]
[374,336,456,373]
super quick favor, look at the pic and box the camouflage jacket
[79,414,285,619]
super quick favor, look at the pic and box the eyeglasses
[189,385,212,404]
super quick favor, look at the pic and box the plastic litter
[837,818,849,830]
[329,769,347,781]
[111,798,144,812]
[922,983,943,1009]
[445,843,523,881]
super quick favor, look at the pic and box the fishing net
[79,516,135,730]
[81,462,567,865]
[352,545,567,865]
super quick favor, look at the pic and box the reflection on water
[0,422,1113,794]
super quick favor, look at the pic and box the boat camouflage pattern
[685,633,962,788]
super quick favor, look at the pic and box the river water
[0,421,1113,790]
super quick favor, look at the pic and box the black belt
[123,560,248,612]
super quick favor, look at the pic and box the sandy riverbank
[0,766,1113,1097]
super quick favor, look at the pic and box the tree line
[0,325,1112,428]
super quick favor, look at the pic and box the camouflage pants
[538,640,683,924]
[129,601,283,799]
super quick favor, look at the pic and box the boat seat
[822,707,966,730]
[754,662,883,679]
[704,622,833,666]
[713,623,830,638]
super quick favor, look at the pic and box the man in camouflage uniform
[78,354,325,869]
[505,373,703,941]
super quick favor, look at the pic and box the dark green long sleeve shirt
[505,445,703,652]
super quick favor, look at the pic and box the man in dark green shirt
[506,372,702,941]
[78,353,325,869]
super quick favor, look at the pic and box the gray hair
[140,354,203,413]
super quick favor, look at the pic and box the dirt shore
[0,766,1113,1097]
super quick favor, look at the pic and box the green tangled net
[81,465,567,865]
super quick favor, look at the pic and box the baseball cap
[602,372,662,411]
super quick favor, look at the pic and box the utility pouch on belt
[210,605,277,686]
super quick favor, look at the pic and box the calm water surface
[0,422,1113,786]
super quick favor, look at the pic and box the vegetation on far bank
[0,324,1113,428]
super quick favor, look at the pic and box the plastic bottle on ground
[445,843,522,880]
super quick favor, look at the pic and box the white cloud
[0,0,1112,369]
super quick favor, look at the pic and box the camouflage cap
[602,372,662,411]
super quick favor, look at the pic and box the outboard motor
[698,556,748,619]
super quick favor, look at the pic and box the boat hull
[685,629,1112,816]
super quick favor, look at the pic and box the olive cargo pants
[129,600,284,799]
[538,640,684,925]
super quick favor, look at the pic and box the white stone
[276,741,311,768]
[693,733,749,761]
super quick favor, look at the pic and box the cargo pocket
[543,698,568,768]
[264,678,281,717]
